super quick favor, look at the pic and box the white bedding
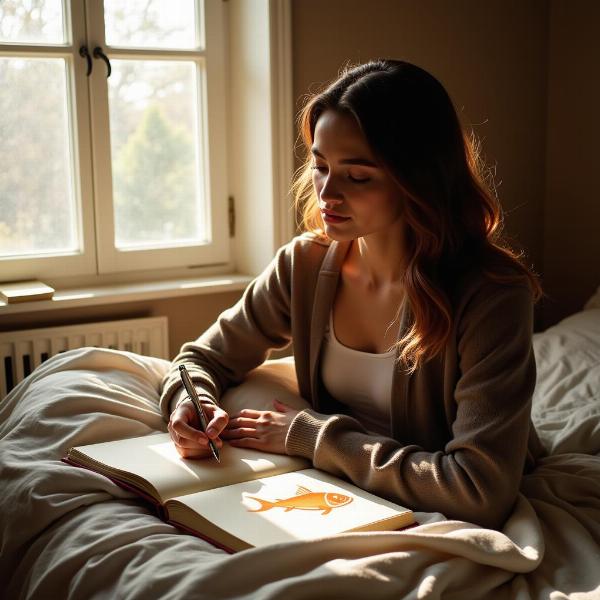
[1,309,599,599]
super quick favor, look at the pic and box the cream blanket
[1,309,599,599]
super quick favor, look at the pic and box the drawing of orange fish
[246,485,353,515]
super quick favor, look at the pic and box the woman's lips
[321,211,350,224]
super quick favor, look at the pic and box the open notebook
[64,432,415,552]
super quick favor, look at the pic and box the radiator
[0,316,169,397]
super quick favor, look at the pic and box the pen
[178,365,220,463]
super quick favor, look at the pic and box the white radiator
[0,316,169,397]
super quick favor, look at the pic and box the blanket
[1,310,600,599]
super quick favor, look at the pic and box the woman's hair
[292,59,542,372]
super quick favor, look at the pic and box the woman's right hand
[168,399,229,459]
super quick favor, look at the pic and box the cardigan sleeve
[158,242,294,421]
[285,281,536,529]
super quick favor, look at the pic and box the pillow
[584,285,600,310]
[532,308,600,456]
[219,357,311,415]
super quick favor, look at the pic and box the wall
[544,0,600,325]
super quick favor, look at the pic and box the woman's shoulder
[264,232,334,282]
[451,265,534,325]
[279,232,333,262]
[447,245,534,303]
[290,231,332,248]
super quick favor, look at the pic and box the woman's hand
[168,399,229,459]
[221,399,300,454]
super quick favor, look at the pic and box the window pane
[0,58,78,257]
[108,60,206,249]
[0,0,65,45]
[104,0,198,49]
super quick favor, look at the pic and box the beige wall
[544,0,600,325]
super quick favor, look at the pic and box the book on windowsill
[63,431,415,552]
[0,280,55,304]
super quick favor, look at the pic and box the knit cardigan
[160,233,545,529]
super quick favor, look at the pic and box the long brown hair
[292,59,541,372]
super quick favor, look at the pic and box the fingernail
[206,427,216,437]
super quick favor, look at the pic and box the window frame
[0,0,230,280]
[0,0,98,280]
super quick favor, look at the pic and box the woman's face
[311,109,404,242]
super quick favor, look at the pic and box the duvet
[1,307,599,599]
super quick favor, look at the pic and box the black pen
[178,365,220,463]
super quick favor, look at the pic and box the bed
[1,293,599,599]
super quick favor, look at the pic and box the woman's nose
[319,174,343,205]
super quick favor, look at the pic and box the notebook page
[168,468,413,547]
[70,432,308,502]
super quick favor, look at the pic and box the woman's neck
[348,233,406,289]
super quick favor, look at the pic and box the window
[0,0,229,281]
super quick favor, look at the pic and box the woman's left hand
[221,399,300,454]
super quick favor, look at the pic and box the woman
[161,59,544,529]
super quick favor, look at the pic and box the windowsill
[0,273,253,315]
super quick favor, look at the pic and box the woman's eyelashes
[348,173,371,184]
[311,165,371,184]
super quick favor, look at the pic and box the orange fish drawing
[246,485,353,515]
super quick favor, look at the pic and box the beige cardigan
[160,233,544,529]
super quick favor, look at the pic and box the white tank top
[321,311,395,436]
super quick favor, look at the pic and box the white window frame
[0,0,230,280]
[0,1,98,281]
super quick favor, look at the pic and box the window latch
[93,47,112,78]
[228,196,236,238]
[79,45,92,76]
